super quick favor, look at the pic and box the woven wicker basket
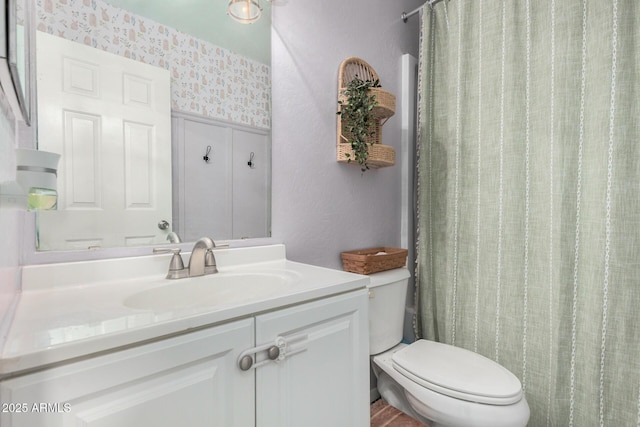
[337,120,395,167]
[341,247,408,275]
[369,87,395,121]
[337,57,396,168]
[336,141,395,168]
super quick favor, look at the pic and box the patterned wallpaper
[34,0,271,129]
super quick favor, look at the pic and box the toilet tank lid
[368,267,411,288]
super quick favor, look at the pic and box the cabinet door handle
[237,334,308,371]
[267,345,280,360]
[237,341,277,371]
[274,332,308,361]
[239,355,254,371]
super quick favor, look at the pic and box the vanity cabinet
[0,290,368,427]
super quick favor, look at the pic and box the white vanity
[0,245,370,426]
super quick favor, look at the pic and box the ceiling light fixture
[227,0,262,24]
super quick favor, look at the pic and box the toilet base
[376,371,428,424]
[372,345,430,425]
[376,370,457,427]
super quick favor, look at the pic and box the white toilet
[368,268,530,427]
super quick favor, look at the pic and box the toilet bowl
[367,268,530,427]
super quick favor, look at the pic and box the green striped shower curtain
[415,1,639,426]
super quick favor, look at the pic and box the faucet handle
[212,240,230,249]
[153,248,187,279]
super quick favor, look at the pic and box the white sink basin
[124,270,301,311]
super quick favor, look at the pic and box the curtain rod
[401,0,447,22]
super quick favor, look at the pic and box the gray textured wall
[271,0,421,269]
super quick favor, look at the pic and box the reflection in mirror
[1,0,31,124]
[12,0,28,107]
[33,0,271,251]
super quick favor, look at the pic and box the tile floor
[370,399,427,427]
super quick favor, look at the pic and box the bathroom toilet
[368,268,530,427]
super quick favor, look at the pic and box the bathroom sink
[124,270,301,312]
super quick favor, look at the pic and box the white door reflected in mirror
[36,32,172,250]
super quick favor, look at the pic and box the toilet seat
[392,340,523,405]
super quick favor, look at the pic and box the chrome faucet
[154,237,221,279]
[166,231,181,243]
[187,237,218,277]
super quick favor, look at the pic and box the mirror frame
[0,0,30,125]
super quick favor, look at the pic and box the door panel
[232,128,270,239]
[180,117,233,241]
[36,31,172,250]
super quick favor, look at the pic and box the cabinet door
[255,290,369,427]
[0,319,254,427]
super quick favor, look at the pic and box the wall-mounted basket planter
[337,57,396,170]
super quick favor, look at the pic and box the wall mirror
[33,0,271,252]
[0,0,31,125]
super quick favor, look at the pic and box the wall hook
[203,145,212,163]
[247,152,255,168]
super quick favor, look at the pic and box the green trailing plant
[337,76,381,172]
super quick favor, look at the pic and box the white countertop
[1,245,368,376]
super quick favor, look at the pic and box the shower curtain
[414,1,639,426]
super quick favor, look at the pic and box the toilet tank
[368,267,411,355]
